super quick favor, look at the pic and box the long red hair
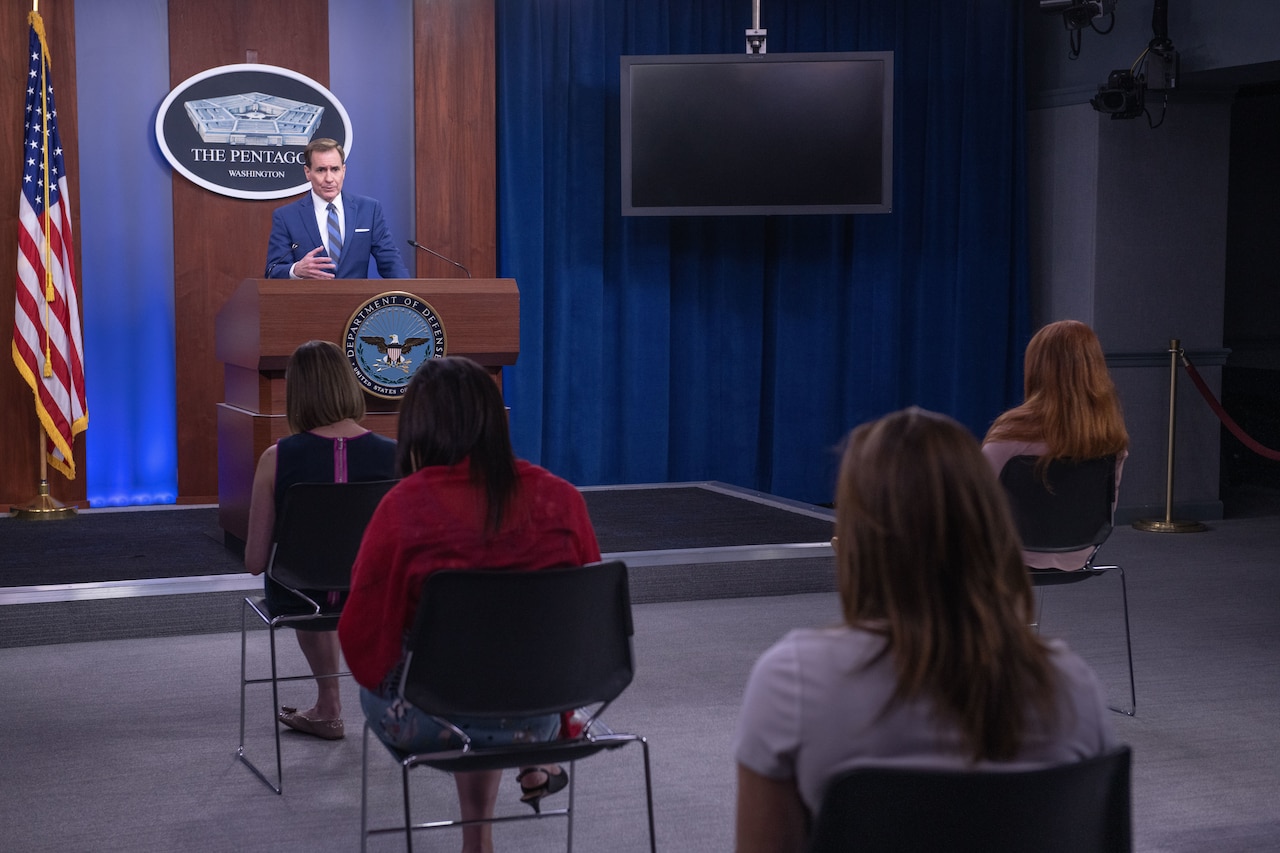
[985,320,1128,459]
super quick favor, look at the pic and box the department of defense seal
[345,292,447,398]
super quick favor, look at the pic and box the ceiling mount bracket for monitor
[746,0,767,54]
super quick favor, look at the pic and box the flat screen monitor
[620,51,893,216]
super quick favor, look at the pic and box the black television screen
[620,51,893,216]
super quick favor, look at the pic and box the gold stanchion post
[1133,338,1206,533]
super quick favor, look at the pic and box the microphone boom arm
[406,239,472,278]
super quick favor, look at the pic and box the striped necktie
[326,202,343,265]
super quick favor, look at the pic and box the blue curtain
[495,0,1028,505]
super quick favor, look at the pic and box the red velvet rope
[1181,356,1280,461]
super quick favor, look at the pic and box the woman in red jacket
[339,356,600,853]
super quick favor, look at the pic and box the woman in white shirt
[733,407,1116,852]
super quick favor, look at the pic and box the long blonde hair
[985,320,1128,459]
[835,408,1057,761]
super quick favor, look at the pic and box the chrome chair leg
[402,760,415,853]
[360,724,371,853]
[566,761,577,852]
[236,598,284,794]
[640,737,657,853]
[1104,565,1136,717]
[238,598,249,758]
[268,621,283,789]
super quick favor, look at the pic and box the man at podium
[264,138,409,280]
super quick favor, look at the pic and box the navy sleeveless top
[272,430,397,538]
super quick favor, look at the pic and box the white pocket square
[355,227,370,233]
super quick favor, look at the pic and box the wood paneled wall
[0,0,83,508]
[0,0,498,507]
[413,0,497,280]
[167,0,330,503]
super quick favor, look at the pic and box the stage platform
[0,482,835,648]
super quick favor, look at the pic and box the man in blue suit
[264,138,409,280]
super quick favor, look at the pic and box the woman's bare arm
[735,763,808,853]
[243,445,277,575]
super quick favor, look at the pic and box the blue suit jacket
[264,192,410,279]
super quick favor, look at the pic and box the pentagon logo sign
[155,63,353,199]
[346,293,447,399]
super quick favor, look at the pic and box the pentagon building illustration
[183,92,324,145]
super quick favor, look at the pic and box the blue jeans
[360,686,560,755]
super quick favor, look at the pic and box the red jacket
[338,459,601,690]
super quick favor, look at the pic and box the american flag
[12,11,87,480]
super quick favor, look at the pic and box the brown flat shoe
[278,706,345,740]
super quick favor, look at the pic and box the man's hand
[293,246,337,279]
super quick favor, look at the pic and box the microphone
[266,243,300,277]
[406,239,472,279]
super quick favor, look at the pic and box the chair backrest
[808,746,1133,853]
[998,455,1116,553]
[401,561,635,719]
[267,479,397,592]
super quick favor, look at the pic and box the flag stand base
[1131,517,1207,533]
[10,481,78,520]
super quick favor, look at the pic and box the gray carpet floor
[1,518,1278,851]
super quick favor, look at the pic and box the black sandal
[517,765,569,814]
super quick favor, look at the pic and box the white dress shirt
[289,192,345,278]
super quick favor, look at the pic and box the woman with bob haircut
[733,408,1115,853]
[244,339,397,740]
[339,356,600,853]
[983,319,1130,570]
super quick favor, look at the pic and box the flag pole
[10,0,78,519]
[10,427,78,519]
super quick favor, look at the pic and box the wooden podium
[214,278,519,544]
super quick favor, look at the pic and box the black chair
[808,746,1133,853]
[237,479,396,794]
[998,454,1136,716]
[359,560,656,853]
